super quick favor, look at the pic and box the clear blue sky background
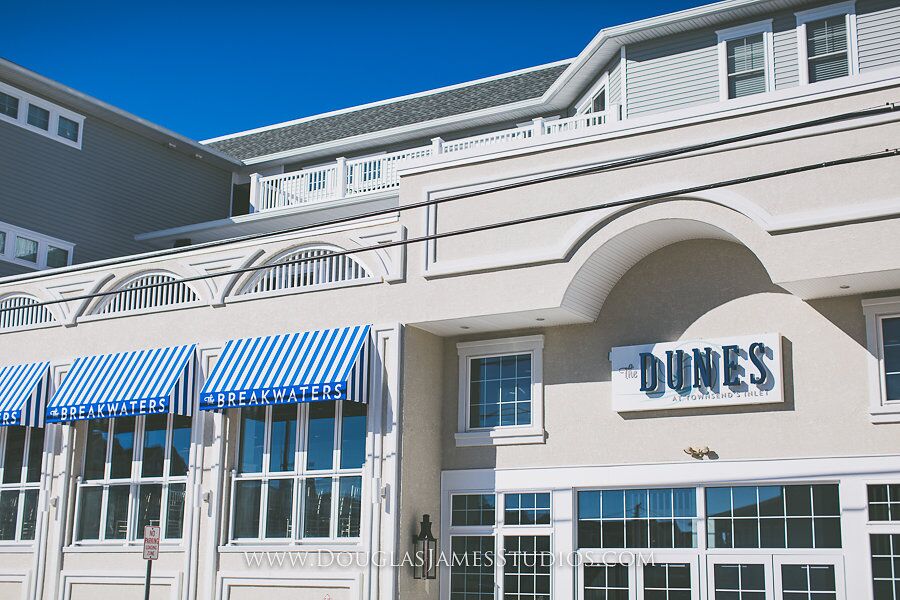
[1,0,707,140]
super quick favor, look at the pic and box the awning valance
[0,362,50,428]
[199,324,371,411]
[46,344,196,423]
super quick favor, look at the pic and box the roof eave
[0,58,243,170]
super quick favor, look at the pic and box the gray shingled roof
[206,63,570,161]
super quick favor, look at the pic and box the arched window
[91,273,199,316]
[240,246,373,296]
[0,294,55,330]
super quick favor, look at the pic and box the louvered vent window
[93,274,199,316]
[807,16,849,82]
[727,34,767,98]
[0,296,55,330]
[242,248,372,295]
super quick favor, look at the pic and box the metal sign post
[142,525,160,600]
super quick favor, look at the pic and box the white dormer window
[796,1,859,85]
[717,21,775,100]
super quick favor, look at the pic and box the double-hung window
[75,415,191,543]
[862,297,900,422]
[456,336,544,447]
[717,21,774,100]
[796,2,858,85]
[0,427,44,542]
[229,400,367,542]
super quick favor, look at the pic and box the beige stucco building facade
[2,2,900,599]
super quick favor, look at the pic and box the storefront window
[75,415,191,542]
[577,488,697,549]
[706,484,841,549]
[452,494,496,527]
[505,492,551,526]
[450,536,495,600]
[0,427,43,542]
[503,535,552,600]
[230,400,366,542]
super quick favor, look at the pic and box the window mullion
[0,427,6,483]
[333,401,343,473]
[99,485,109,542]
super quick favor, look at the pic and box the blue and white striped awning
[199,325,371,411]
[46,344,196,423]
[0,362,50,428]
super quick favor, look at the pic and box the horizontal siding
[0,262,35,279]
[626,29,720,118]
[774,13,800,89]
[0,94,233,265]
[857,0,900,71]
[606,56,622,107]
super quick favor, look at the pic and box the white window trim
[575,73,610,115]
[0,80,84,149]
[706,554,775,599]
[795,0,859,86]
[0,219,75,271]
[862,296,900,423]
[455,335,545,447]
[716,20,775,101]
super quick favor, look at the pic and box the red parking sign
[142,526,160,560]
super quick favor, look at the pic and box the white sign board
[610,333,783,412]
[142,525,160,560]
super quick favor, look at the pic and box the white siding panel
[626,29,720,117]
[857,0,900,71]
[774,13,800,89]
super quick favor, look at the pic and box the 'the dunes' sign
[610,333,783,412]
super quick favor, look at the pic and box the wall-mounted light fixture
[413,514,438,580]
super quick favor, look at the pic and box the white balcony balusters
[248,110,613,214]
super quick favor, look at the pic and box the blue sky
[1,0,707,140]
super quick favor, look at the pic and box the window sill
[0,543,36,552]
[455,427,546,447]
[64,543,186,553]
[870,403,900,423]
[218,541,364,553]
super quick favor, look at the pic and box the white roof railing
[247,106,618,214]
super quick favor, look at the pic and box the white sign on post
[142,525,161,560]
[610,333,784,412]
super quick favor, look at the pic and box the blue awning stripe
[199,325,371,411]
[0,362,50,428]
[47,344,196,423]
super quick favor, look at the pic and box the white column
[532,117,546,137]
[335,157,347,199]
[248,173,262,213]
[431,137,443,156]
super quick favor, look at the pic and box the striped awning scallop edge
[46,344,196,423]
[0,362,50,427]
[199,324,371,411]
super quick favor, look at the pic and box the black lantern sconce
[413,514,438,580]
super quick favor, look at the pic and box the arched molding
[559,199,776,321]
[231,242,378,299]
[0,292,59,332]
[82,268,204,319]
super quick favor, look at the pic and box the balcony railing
[248,105,618,214]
